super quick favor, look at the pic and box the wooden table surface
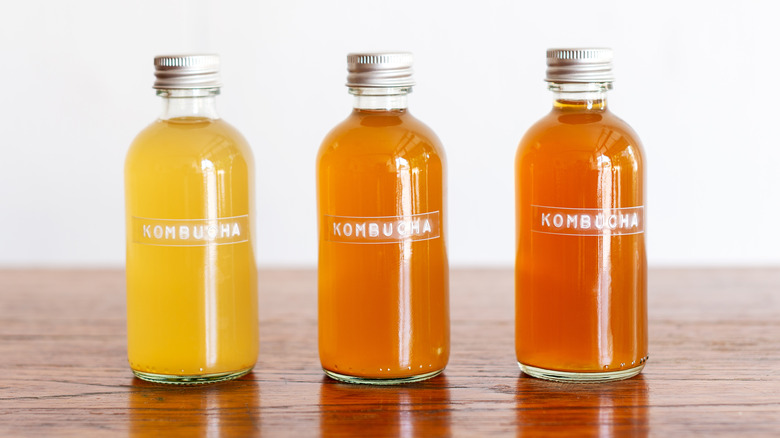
[0,268,778,436]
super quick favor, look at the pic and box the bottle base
[323,368,443,385]
[132,367,253,385]
[518,362,645,383]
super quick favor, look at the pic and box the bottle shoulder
[318,111,445,162]
[517,109,644,161]
[127,118,254,168]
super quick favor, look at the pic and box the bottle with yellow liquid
[125,54,258,384]
[515,48,648,382]
[317,53,450,384]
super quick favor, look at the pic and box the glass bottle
[515,48,648,382]
[317,52,450,384]
[124,55,258,384]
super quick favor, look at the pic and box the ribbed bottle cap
[346,52,415,88]
[545,48,614,83]
[153,54,222,89]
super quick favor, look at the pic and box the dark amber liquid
[515,98,647,374]
[317,108,449,380]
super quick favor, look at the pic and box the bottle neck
[549,82,611,111]
[157,88,221,120]
[350,87,410,111]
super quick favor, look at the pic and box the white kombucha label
[325,211,440,244]
[531,205,644,236]
[132,215,249,246]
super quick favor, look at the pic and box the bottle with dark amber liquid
[515,48,647,382]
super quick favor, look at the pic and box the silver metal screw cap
[153,54,222,89]
[545,48,615,83]
[346,52,415,88]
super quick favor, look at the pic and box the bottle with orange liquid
[515,48,647,382]
[124,55,258,384]
[317,52,449,384]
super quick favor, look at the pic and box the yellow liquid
[125,117,258,380]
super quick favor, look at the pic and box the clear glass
[317,86,450,384]
[124,87,258,384]
[515,82,648,382]
[156,88,221,119]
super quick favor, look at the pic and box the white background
[1,0,778,268]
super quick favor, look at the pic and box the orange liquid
[515,99,647,373]
[317,108,449,380]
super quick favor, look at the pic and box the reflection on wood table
[0,269,778,436]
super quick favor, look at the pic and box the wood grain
[0,268,778,436]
